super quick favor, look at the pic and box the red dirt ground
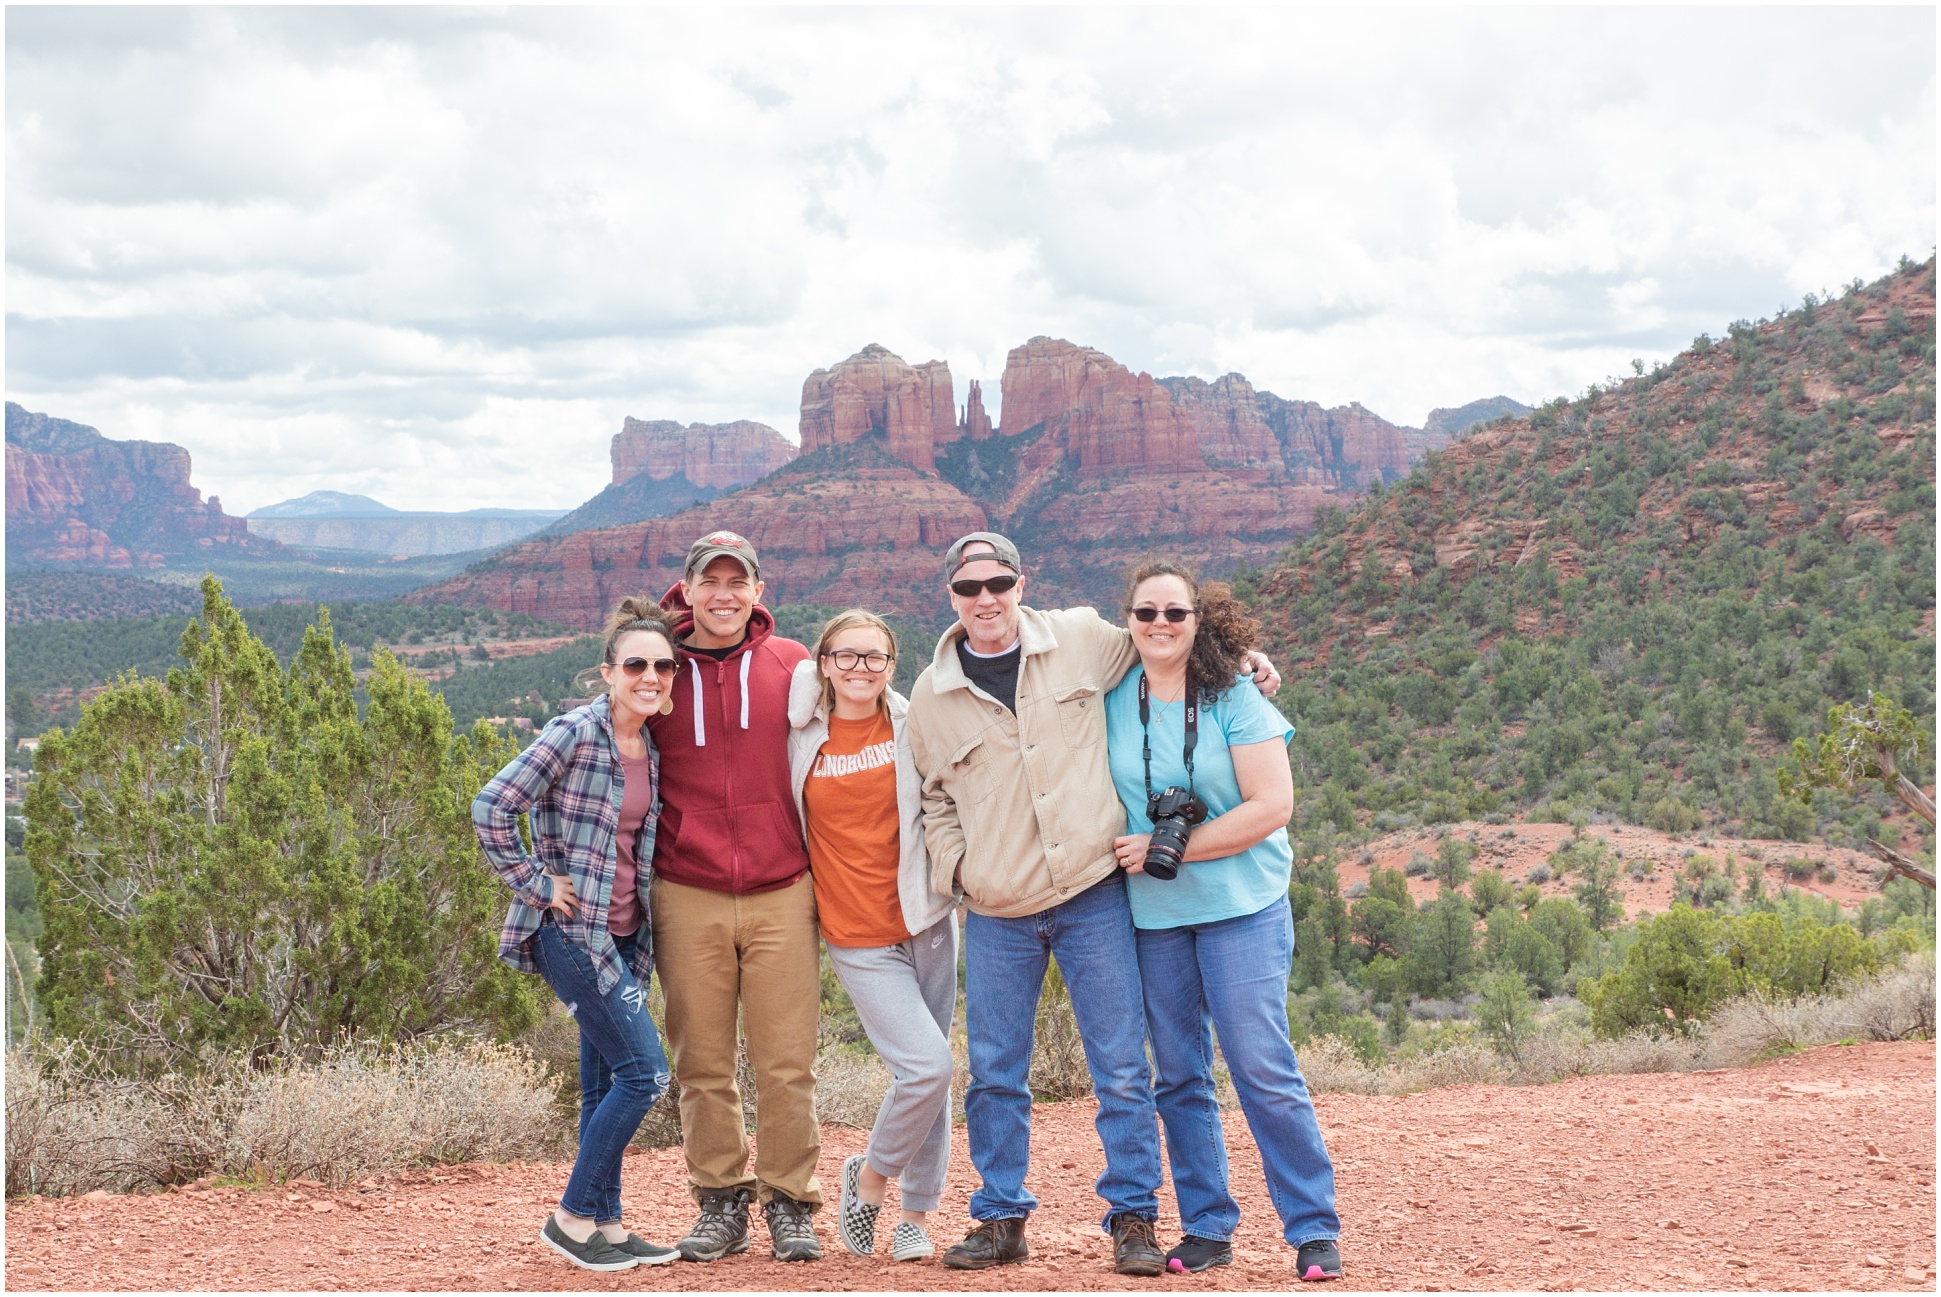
[6,1042,1933,1293]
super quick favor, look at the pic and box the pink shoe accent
[1169,1259,1186,1273]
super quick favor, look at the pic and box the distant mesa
[245,491,567,556]
[249,491,399,518]
[5,401,274,570]
[412,337,1437,629]
[545,417,797,537]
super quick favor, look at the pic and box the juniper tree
[23,577,542,1071]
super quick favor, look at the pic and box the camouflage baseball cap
[685,529,760,581]
[944,531,1022,578]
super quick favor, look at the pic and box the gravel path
[7,1041,1933,1292]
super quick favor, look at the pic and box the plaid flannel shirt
[472,696,658,995]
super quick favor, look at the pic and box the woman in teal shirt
[1105,559,1342,1281]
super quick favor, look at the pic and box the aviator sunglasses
[950,573,1020,598]
[611,656,681,678]
[1132,605,1196,623]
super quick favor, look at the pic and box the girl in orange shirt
[787,611,959,1263]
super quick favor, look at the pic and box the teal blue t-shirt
[1105,666,1297,930]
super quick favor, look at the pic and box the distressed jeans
[533,921,671,1222]
[1136,898,1340,1248]
[964,871,1162,1231]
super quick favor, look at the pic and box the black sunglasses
[1131,606,1195,623]
[951,574,1019,598]
[612,656,681,678]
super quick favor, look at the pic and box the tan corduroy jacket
[905,605,1138,919]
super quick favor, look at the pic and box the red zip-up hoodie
[648,582,812,895]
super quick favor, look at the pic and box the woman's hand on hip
[543,872,580,918]
[1113,833,1152,875]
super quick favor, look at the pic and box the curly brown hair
[1121,559,1260,705]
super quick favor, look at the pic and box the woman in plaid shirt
[473,596,684,1272]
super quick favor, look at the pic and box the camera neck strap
[1138,669,1198,806]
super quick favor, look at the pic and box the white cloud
[5,7,1932,513]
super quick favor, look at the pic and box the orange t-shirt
[803,709,911,948]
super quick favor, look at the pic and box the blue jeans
[533,922,672,1222]
[964,871,1161,1231]
[1136,898,1339,1248]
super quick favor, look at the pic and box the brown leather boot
[942,1217,1029,1270]
[1111,1214,1165,1276]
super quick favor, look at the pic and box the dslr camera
[1141,785,1207,881]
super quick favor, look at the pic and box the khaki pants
[651,873,823,1207]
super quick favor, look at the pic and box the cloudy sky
[6,7,1933,514]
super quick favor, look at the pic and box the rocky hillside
[544,417,797,536]
[5,404,275,569]
[1252,258,1935,852]
[417,338,1423,627]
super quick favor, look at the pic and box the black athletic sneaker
[764,1191,823,1262]
[538,1216,637,1272]
[942,1218,1029,1270]
[1111,1214,1165,1277]
[1166,1235,1233,1274]
[1296,1238,1343,1282]
[676,1188,752,1262]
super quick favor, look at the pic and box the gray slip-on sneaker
[891,1221,935,1262]
[539,1216,637,1272]
[609,1233,680,1266]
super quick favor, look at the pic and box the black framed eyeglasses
[823,649,894,672]
[951,574,1019,598]
[612,656,680,678]
[1131,606,1195,624]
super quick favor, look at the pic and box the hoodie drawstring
[690,652,753,744]
[692,667,707,747]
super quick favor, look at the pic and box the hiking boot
[890,1221,935,1262]
[941,1217,1029,1270]
[836,1154,881,1257]
[1166,1235,1233,1274]
[1111,1214,1165,1277]
[676,1188,752,1262]
[608,1232,680,1266]
[1296,1238,1343,1281]
[538,1215,637,1272]
[763,1191,823,1261]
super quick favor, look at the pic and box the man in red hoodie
[649,531,823,1264]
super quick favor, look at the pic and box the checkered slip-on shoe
[891,1222,934,1261]
[837,1154,881,1257]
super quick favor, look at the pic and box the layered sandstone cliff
[799,345,956,472]
[610,418,796,490]
[547,417,798,537]
[5,403,271,569]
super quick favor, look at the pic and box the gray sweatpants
[823,913,959,1212]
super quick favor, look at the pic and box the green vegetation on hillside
[6,571,205,625]
[1256,259,1935,854]
[6,601,575,736]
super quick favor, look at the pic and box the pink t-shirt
[609,748,656,938]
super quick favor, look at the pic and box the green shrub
[23,579,541,1071]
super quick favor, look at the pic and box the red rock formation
[1261,396,1412,490]
[609,418,795,490]
[959,379,994,441]
[5,403,271,568]
[1160,373,1287,472]
[997,337,1203,478]
[798,345,955,472]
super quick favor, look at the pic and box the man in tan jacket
[906,532,1277,1277]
